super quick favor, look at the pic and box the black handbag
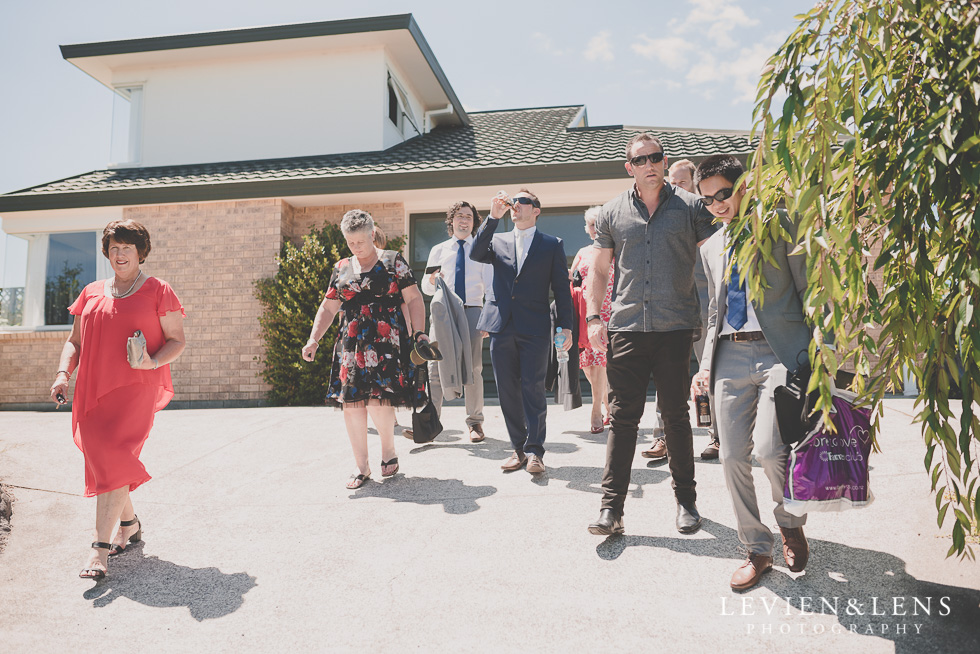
[775,357,857,446]
[411,365,443,444]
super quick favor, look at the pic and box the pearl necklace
[111,270,143,298]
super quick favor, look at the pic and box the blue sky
[0,0,816,196]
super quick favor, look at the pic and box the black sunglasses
[628,151,665,167]
[511,196,539,208]
[701,187,734,206]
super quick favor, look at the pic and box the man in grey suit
[691,154,811,591]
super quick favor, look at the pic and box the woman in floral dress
[570,206,615,433]
[302,210,428,489]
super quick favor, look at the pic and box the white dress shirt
[718,231,762,336]
[421,235,493,306]
[514,225,537,274]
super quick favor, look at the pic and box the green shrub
[255,223,405,405]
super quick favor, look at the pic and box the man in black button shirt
[586,133,716,537]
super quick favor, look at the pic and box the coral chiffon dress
[68,277,185,496]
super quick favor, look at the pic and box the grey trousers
[714,338,805,555]
[429,306,485,426]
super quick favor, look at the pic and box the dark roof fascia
[59,13,468,126]
[0,162,626,213]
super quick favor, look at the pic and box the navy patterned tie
[455,239,467,304]
[726,250,747,330]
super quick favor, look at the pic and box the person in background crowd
[51,219,186,580]
[569,206,615,434]
[302,210,428,489]
[420,201,493,442]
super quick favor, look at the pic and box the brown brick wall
[0,330,73,405]
[284,202,406,248]
[124,199,284,404]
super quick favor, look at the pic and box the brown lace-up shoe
[730,553,773,591]
[469,424,486,443]
[641,437,667,459]
[780,526,809,572]
[500,451,527,471]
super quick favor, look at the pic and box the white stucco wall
[111,47,392,167]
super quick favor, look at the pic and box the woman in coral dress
[302,210,429,490]
[50,219,186,581]
[570,207,615,434]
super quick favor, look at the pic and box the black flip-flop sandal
[108,516,142,556]
[79,542,112,580]
[346,473,370,489]
[381,457,399,477]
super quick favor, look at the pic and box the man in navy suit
[471,188,574,475]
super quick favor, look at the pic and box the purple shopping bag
[784,392,875,516]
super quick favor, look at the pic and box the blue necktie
[726,251,748,331]
[455,239,467,304]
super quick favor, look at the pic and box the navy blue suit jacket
[470,217,573,338]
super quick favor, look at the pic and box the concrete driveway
[0,398,977,653]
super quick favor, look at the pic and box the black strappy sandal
[381,457,399,477]
[108,516,142,556]
[79,542,111,580]
[346,473,370,489]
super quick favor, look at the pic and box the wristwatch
[586,314,602,323]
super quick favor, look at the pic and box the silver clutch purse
[127,330,147,368]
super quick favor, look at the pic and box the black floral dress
[324,250,422,407]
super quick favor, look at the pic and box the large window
[44,232,98,325]
[408,206,592,274]
[0,231,102,329]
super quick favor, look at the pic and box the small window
[388,82,400,127]
[110,85,143,165]
[44,232,98,325]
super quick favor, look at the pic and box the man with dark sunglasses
[585,132,716,537]
[471,188,574,476]
[692,154,812,590]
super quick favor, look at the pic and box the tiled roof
[0,106,758,211]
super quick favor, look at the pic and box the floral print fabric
[324,250,422,406]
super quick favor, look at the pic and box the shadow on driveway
[594,519,980,652]
[82,542,256,621]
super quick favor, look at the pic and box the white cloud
[584,31,614,62]
[533,32,568,57]
[687,39,780,104]
[677,0,759,49]
[630,35,697,70]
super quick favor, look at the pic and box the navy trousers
[489,324,550,457]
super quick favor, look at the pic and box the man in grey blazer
[691,154,811,591]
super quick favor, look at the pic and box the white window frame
[109,84,144,167]
[0,231,105,331]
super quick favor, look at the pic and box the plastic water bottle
[554,327,569,365]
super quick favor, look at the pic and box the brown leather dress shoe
[701,438,720,460]
[468,424,486,443]
[641,438,667,459]
[500,451,527,471]
[526,454,545,474]
[780,526,809,572]
[730,553,773,591]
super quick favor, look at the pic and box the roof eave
[0,161,626,213]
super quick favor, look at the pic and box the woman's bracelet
[56,370,71,380]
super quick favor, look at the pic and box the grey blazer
[699,213,812,387]
[429,276,473,400]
